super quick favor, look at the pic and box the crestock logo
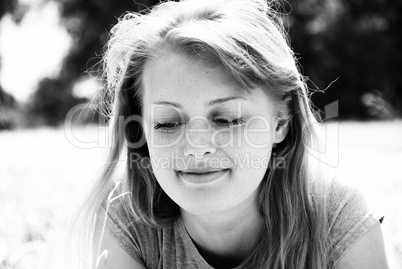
[64,100,339,168]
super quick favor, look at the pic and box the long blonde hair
[68,0,332,268]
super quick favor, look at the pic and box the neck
[180,190,264,267]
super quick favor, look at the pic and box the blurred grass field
[0,121,401,268]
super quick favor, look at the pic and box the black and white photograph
[0,0,401,268]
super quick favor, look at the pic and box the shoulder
[326,178,382,231]
[321,178,385,265]
[102,200,202,268]
[98,189,162,267]
[335,221,389,268]
[95,227,147,269]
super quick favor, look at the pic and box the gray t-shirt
[101,180,382,268]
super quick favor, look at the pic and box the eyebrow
[152,96,247,108]
[152,101,183,109]
[208,96,247,106]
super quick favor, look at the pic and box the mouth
[177,169,230,184]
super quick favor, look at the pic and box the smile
[177,169,230,184]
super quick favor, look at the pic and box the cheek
[211,127,241,148]
[147,147,175,174]
[226,129,273,176]
[211,125,271,150]
[147,147,187,204]
[244,132,273,150]
[243,117,275,148]
[146,130,186,149]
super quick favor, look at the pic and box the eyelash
[212,117,245,128]
[153,117,246,132]
[154,122,183,133]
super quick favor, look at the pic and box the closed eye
[154,122,183,133]
[213,117,245,128]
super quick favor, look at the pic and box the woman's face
[141,51,286,216]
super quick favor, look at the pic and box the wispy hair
[67,1,332,268]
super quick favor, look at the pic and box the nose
[183,142,217,157]
[183,118,217,157]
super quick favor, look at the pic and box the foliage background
[1,0,401,127]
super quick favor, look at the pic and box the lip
[178,169,230,184]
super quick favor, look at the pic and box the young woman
[69,0,388,268]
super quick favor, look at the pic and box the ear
[274,119,289,144]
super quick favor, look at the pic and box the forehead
[142,51,246,104]
[140,50,276,118]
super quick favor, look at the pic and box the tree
[49,0,402,120]
[28,0,159,126]
[3,0,401,124]
[0,85,17,129]
[286,0,402,119]
[29,78,87,126]
[0,0,17,21]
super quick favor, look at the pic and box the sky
[0,1,78,102]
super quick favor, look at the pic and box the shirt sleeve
[98,191,147,266]
[327,180,384,265]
